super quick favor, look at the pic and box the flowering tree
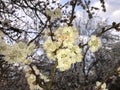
[0,0,120,90]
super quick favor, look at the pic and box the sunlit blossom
[4,42,35,64]
[0,40,8,54]
[43,26,82,71]
[88,35,102,52]
[0,30,4,39]
[43,39,60,52]
[95,81,108,90]
[45,8,61,21]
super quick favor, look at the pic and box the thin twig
[48,60,58,90]
[68,0,78,26]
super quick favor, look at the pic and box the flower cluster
[117,66,120,76]
[45,8,61,21]
[95,81,108,90]
[24,65,49,90]
[0,40,8,54]
[3,42,35,64]
[88,35,102,52]
[0,30,4,39]
[43,26,83,71]
[56,46,82,71]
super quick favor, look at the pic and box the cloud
[61,0,119,24]
[110,10,120,23]
[93,1,109,10]
[90,0,120,23]
[75,11,83,18]
[106,0,120,23]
